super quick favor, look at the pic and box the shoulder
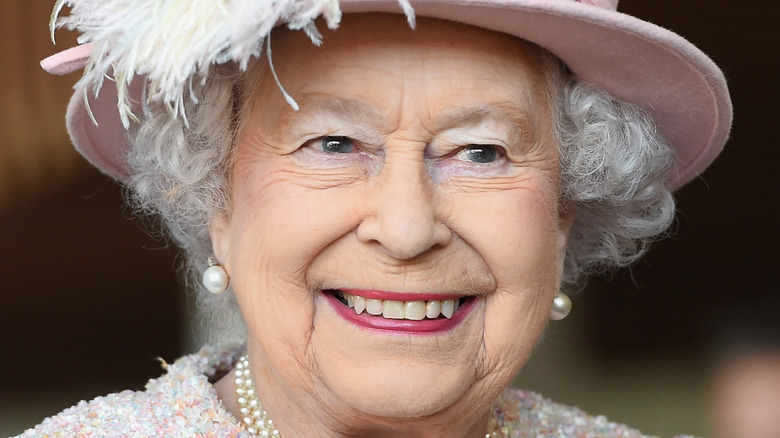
[16,346,249,438]
[491,388,698,438]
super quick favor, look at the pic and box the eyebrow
[434,104,537,145]
[280,94,389,132]
[278,95,537,145]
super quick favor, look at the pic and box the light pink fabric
[577,0,618,10]
[40,43,93,75]
[43,0,732,189]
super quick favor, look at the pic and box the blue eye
[321,136,355,153]
[456,145,501,163]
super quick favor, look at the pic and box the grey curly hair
[126,42,674,343]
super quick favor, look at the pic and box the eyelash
[301,136,508,169]
[307,136,356,154]
[450,144,506,164]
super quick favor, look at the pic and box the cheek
[446,180,560,377]
[447,181,561,282]
[228,160,375,316]
[228,158,373,376]
[230,158,368,273]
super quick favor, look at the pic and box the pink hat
[42,0,731,190]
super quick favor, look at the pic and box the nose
[356,150,452,260]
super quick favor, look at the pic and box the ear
[555,201,576,285]
[209,213,232,267]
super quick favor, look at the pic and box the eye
[454,144,503,163]
[318,136,355,154]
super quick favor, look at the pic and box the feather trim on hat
[50,0,416,128]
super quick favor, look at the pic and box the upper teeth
[341,291,460,320]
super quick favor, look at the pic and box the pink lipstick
[323,289,475,334]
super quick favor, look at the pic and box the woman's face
[211,15,571,434]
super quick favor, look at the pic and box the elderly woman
[22,0,730,436]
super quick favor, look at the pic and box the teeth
[405,301,426,321]
[365,298,383,315]
[353,295,366,314]
[382,301,405,319]
[339,292,462,321]
[441,300,455,319]
[425,300,441,319]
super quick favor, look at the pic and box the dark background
[584,1,779,360]
[1,1,778,436]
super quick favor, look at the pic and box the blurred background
[1,1,778,437]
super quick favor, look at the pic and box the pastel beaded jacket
[16,346,696,438]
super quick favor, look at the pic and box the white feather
[51,0,415,128]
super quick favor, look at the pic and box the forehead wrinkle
[434,103,536,146]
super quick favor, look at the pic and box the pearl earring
[202,257,229,294]
[550,293,572,320]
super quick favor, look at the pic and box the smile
[323,289,476,333]
[336,290,461,320]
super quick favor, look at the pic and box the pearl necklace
[235,354,506,438]
[234,355,281,437]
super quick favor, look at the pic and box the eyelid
[299,135,386,161]
[430,126,512,155]
[451,144,507,163]
[289,114,386,148]
[429,138,509,161]
[300,131,385,151]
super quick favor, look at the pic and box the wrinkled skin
[211,14,573,438]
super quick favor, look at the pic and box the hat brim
[59,0,732,189]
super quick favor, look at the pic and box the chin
[322,359,478,419]
[310,294,490,420]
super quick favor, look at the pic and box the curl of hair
[124,60,675,343]
[126,63,259,343]
[555,80,676,285]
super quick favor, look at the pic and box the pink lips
[323,289,475,334]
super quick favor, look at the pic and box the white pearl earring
[550,293,572,320]
[202,257,229,294]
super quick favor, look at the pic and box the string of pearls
[234,355,281,437]
[235,354,508,438]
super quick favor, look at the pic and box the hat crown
[576,0,618,10]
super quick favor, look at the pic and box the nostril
[359,224,451,260]
[374,222,449,260]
